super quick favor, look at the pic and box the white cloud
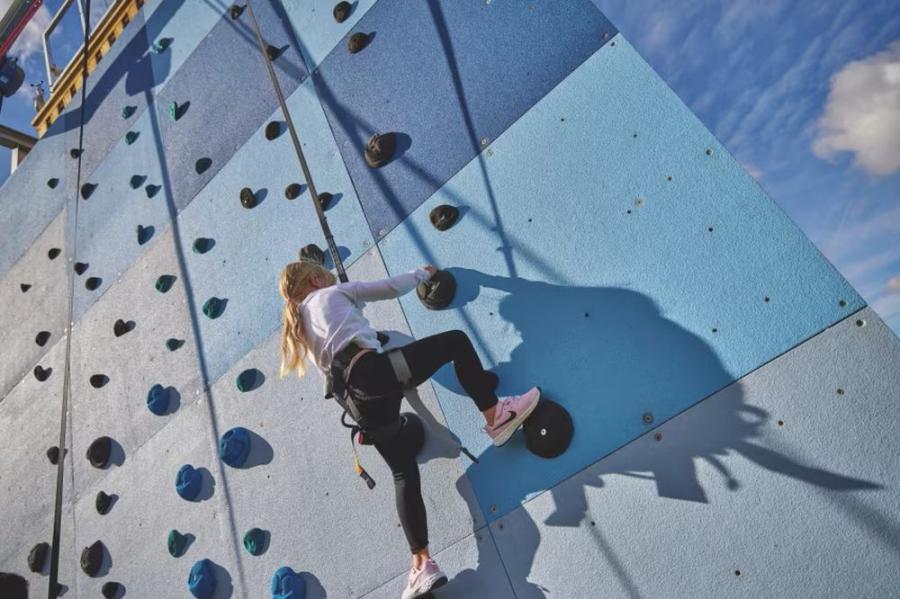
[888,276,900,293]
[7,3,54,64]
[812,41,900,176]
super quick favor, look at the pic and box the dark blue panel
[153,0,309,211]
[313,0,616,239]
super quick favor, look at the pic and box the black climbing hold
[137,224,153,245]
[156,274,176,293]
[146,384,170,415]
[101,581,122,599]
[46,446,62,465]
[236,368,262,392]
[243,528,267,556]
[265,44,281,61]
[416,269,456,310]
[272,566,305,599]
[146,183,161,198]
[47,247,61,260]
[429,204,459,231]
[166,338,185,351]
[80,540,104,577]
[176,464,202,500]
[129,174,144,189]
[70,148,82,159]
[202,297,224,319]
[195,157,212,174]
[229,4,245,20]
[47,177,59,188]
[81,182,96,199]
[192,237,214,254]
[265,121,281,141]
[74,261,88,275]
[364,132,396,168]
[299,243,325,265]
[348,31,369,54]
[401,412,426,456]
[89,374,109,389]
[35,331,51,346]
[152,37,172,54]
[125,130,139,145]
[284,182,303,200]
[27,542,49,573]
[34,365,51,382]
[0,573,28,599]
[86,436,113,468]
[113,319,134,337]
[122,105,136,119]
[333,1,352,23]
[523,398,573,459]
[240,187,257,209]
[188,558,217,598]
[168,529,189,557]
[96,490,113,515]
[20,283,31,292]
[317,191,333,210]
[85,276,102,291]
[219,427,251,467]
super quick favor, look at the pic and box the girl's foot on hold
[401,558,448,599]
[484,387,541,446]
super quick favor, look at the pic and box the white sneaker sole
[403,572,448,599]
[491,387,542,447]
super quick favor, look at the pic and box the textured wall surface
[1,1,897,598]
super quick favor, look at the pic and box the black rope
[48,0,92,595]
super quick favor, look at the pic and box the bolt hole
[632,133,638,139]
[706,149,712,156]
[590,520,596,527]
[584,312,589,318]
[838,299,847,307]
[610,41,616,46]
[855,319,865,327]
[735,570,741,577]
[667,176,673,181]
[777,420,784,427]
[708,226,714,232]
[627,209,632,214]
[528,218,532,223]
[836,388,845,395]
[560,117,565,122]
[654,432,662,442]
[712,327,718,333]
[764,297,770,303]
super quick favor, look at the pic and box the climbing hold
[195,157,212,174]
[20,283,31,292]
[129,174,145,189]
[243,528,267,556]
[27,543,49,573]
[192,237,214,254]
[137,224,153,245]
[95,490,113,515]
[265,121,281,141]
[265,44,281,61]
[152,37,172,54]
[70,147,83,159]
[429,204,459,231]
[299,243,325,265]
[202,297,225,319]
[523,399,573,459]
[168,100,180,121]
[80,540,104,577]
[125,130,139,145]
[284,182,303,200]
[156,274,176,293]
[147,384,170,415]
[364,132,396,168]
[89,374,109,389]
[86,436,113,468]
[376,331,390,346]
[47,247,61,260]
[113,319,134,337]
[146,183,161,198]
[228,4,245,20]
[240,187,257,209]
[333,1,352,23]
[34,365,52,382]
[219,427,251,467]
[176,464,202,500]
[317,191,333,210]
[416,269,456,310]
[122,105,136,119]
[46,446,63,465]
[166,338,185,351]
[80,182,96,200]
[188,558,217,599]
[348,32,370,54]
[101,581,122,599]
[35,331,51,346]
[74,261,88,275]
[47,177,59,188]
[168,529,190,558]
[271,566,306,599]
[85,277,102,291]
[236,369,262,392]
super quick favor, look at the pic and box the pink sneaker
[484,387,542,446]
[401,558,447,599]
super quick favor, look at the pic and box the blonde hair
[279,260,335,378]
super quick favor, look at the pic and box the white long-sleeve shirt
[299,268,431,376]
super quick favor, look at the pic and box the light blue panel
[491,308,899,598]
[378,35,864,520]
[281,0,379,71]
[170,77,371,384]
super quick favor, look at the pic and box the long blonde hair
[279,260,335,378]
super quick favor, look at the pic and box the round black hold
[347,31,369,54]
[240,187,257,209]
[265,121,281,141]
[195,157,212,174]
[20,283,31,292]
[47,177,59,189]
[229,4,245,19]
[429,204,459,231]
[317,191,333,210]
[74,261,88,275]
[85,276,102,291]
[299,243,325,265]
[81,182,96,199]
[101,581,122,599]
[27,542,49,573]
[333,1,352,22]
[266,44,281,61]
[192,237,214,254]
[166,338,185,351]
[34,365,51,382]
[35,331,51,346]
[47,247,61,260]
[70,148,82,159]
[416,269,456,310]
[129,174,144,189]
[284,182,303,200]
[364,132,396,168]
[90,374,109,388]
[46,446,62,465]
[400,412,426,455]
[96,490,113,515]
[80,540,104,577]
[86,436,113,468]
[113,319,133,337]
[155,274,176,293]
[523,398,573,459]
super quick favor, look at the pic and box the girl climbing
[278,259,541,599]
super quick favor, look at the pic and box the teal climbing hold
[243,528,267,556]
[125,130,139,145]
[236,368,262,392]
[192,237,214,254]
[169,101,180,121]
[122,105,136,119]
[271,566,306,599]
[165,338,185,351]
[202,297,224,319]
[152,37,172,53]
[147,384,170,415]
[176,464,202,500]
[168,529,189,558]
[156,274,176,293]
[47,177,59,189]
[188,559,216,598]
[219,427,251,467]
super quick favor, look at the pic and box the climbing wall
[2,0,898,597]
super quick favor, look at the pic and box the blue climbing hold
[219,427,251,468]
[147,384,170,415]
[271,566,306,599]
[176,464,202,500]
[188,558,216,598]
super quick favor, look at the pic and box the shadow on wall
[410,268,883,598]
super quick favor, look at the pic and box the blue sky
[1,0,898,334]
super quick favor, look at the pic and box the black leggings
[345,329,498,553]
